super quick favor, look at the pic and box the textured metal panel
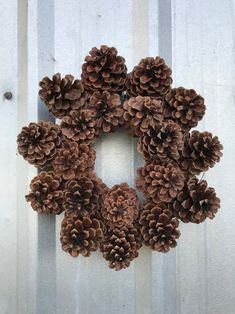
[0,1,18,313]
[0,0,234,313]
[172,1,235,314]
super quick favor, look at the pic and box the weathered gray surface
[0,0,234,313]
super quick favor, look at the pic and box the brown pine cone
[137,120,183,162]
[139,201,180,252]
[101,183,141,228]
[123,96,163,136]
[60,215,103,257]
[181,131,223,175]
[85,91,124,133]
[164,87,206,132]
[17,121,62,168]
[172,177,220,223]
[125,57,172,98]
[39,73,87,118]
[52,140,95,180]
[63,174,108,217]
[81,45,127,93]
[100,225,142,271]
[136,161,185,203]
[25,171,64,214]
[61,109,99,145]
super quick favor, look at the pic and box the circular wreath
[17,45,223,271]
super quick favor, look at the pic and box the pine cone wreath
[25,171,64,214]
[164,87,206,132]
[100,224,142,271]
[123,96,163,136]
[81,45,127,93]
[101,183,141,228]
[61,109,99,144]
[85,91,124,133]
[63,174,108,217]
[52,140,95,180]
[172,177,220,223]
[139,201,180,252]
[125,57,172,98]
[137,119,183,162]
[39,73,87,118]
[17,121,63,168]
[136,161,185,203]
[60,215,103,257]
[16,46,224,269]
[181,131,223,175]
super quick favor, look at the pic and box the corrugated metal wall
[0,0,234,313]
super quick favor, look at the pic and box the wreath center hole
[94,128,143,189]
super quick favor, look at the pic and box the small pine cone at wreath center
[17,45,223,271]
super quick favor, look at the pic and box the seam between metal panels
[17,0,29,312]
[157,1,179,314]
[37,0,56,313]
[132,1,152,314]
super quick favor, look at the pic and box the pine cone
[60,215,103,257]
[61,109,99,144]
[139,201,180,252]
[136,161,185,203]
[181,131,223,175]
[52,140,95,180]
[125,57,172,98]
[25,171,64,214]
[100,225,142,270]
[164,87,206,132]
[123,96,163,136]
[63,174,108,217]
[81,45,127,93]
[172,177,220,223]
[101,183,141,228]
[39,73,87,118]
[85,91,124,133]
[17,121,62,168]
[137,120,183,162]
